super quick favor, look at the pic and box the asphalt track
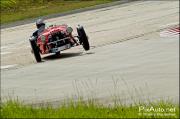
[1,0,179,104]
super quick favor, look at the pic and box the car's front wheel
[77,25,90,51]
[29,38,41,62]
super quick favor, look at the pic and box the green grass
[1,99,179,118]
[1,0,116,24]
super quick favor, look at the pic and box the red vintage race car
[29,24,90,62]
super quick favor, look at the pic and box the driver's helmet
[36,19,45,29]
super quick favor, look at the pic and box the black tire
[55,51,61,57]
[29,39,41,62]
[77,26,90,51]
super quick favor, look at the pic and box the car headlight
[41,35,46,43]
[66,27,73,34]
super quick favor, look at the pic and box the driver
[32,19,46,38]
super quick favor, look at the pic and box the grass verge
[1,0,116,24]
[0,99,179,118]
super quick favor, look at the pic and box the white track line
[1,52,12,55]
[0,46,9,50]
[1,64,18,70]
[160,26,179,38]
[160,32,179,38]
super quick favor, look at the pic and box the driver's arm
[32,30,38,37]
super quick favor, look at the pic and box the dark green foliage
[1,0,115,24]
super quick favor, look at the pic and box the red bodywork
[36,24,71,54]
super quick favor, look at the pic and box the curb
[1,0,137,29]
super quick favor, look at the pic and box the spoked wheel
[29,38,41,62]
[77,25,90,51]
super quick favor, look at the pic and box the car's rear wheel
[55,51,61,56]
[77,25,90,51]
[29,39,41,62]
